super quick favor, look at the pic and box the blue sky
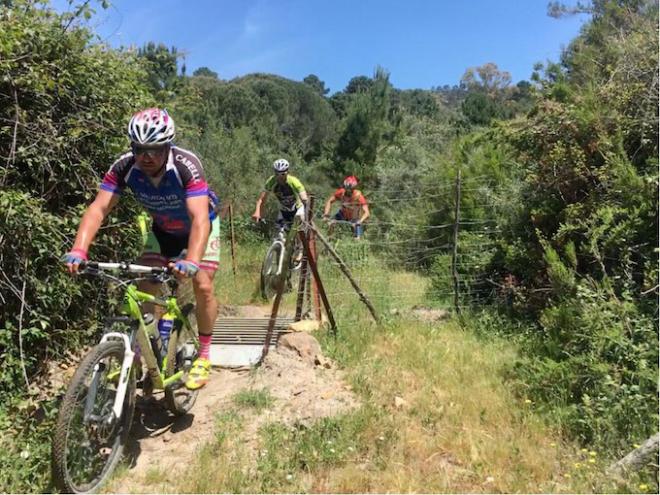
[56,0,590,93]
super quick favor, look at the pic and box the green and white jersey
[264,174,306,211]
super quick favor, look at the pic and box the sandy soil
[110,304,359,492]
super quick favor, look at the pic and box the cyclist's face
[133,144,169,176]
[276,171,288,183]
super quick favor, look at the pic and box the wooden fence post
[295,197,314,321]
[299,229,337,335]
[229,203,237,278]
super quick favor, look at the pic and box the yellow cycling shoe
[185,358,210,390]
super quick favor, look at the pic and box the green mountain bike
[51,261,199,493]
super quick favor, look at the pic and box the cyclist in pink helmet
[323,175,370,239]
[63,108,220,391]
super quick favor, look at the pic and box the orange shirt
[333,188,367,220]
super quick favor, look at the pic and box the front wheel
[52,341,136,493]
[260,243,284,300]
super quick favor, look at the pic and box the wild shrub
[0,0,148,400]
[512,281,658,450]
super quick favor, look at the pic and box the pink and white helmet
[127,108,175,145]
[343,175,358,189]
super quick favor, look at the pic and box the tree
[336,67,398,173]
[303,74,329,95]
[397,89,441,119]
[345,75,373,94]
[137,42,183,94]
[460,62,512,95]
[461,92,502,126]
[193,66,218,78]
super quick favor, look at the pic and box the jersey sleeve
[99,153,132,195]
[333,188,345,200]
[173,149,209,198]
[356,191,367,205]
[264,176,275,192]
[288,176,306,194]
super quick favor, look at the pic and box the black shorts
[151,224,188,259]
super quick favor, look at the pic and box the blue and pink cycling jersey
[100,146,218,236]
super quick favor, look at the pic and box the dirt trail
[111,304,358,493]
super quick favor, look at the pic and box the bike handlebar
[326,219,361,225]
[80,261,171,276]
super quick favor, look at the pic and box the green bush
[0,0,151,394]
[513,282,658,450]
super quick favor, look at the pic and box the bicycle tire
[52,341,136,494]
[165,303,199,415]
[260,243,283,300]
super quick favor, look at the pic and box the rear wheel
[52,341,136,493]
[165,303,199,415]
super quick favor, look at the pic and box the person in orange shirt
[322,175,370,239]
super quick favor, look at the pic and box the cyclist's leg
[292,206,305,263]
[275,210,288,231]
[186,217,220,390]
[294,204,305,223]
[353,220,364,239]
[329,210,344,237]
[278,209,298,233]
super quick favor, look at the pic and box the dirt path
[110,305,358,493]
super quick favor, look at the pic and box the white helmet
[272,158,290,173]
[128,108,175,145]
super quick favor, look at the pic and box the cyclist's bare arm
[323,195,336,217]
[73,190,119,251]
[184,195,211,264]
[252,191,268,220]
[68,190,119,273]
[359,203,371,224]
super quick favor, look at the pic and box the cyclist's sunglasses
[276,171,288,176]
[132,144,168,158]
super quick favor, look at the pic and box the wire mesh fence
[289,174,510,323]
[213,174,515,325]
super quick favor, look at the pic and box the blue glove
[62,248,88,266]
[174,259,200,277]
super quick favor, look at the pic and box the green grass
[0,397,59,493]
[232,388,275,412]
[214,241,264,305]
[77,238,656,493]
[214,240,302,313]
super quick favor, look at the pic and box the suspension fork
[275,239,286,276]
[84,332,135,423]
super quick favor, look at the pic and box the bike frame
[86,262,197,421]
